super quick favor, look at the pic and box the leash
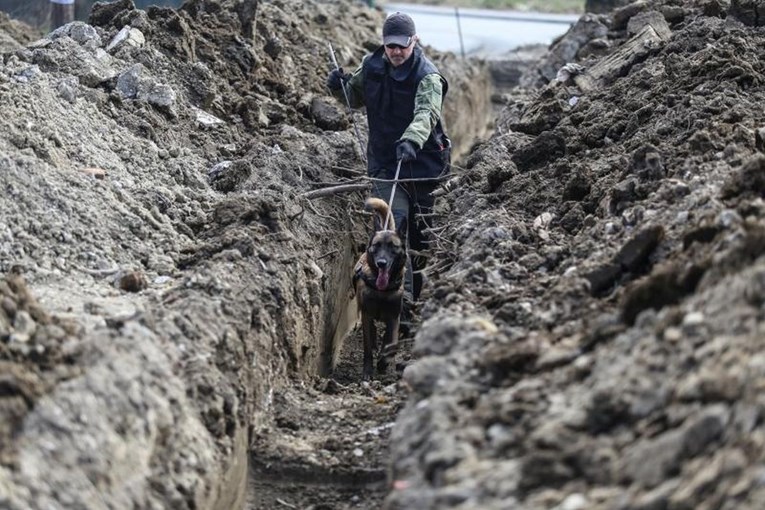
[382,159,402,231]
[328,43,367,165]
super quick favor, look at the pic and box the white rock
[193,107,225,127]
[558,493,588,510]
[533,212,554,230]
[682,311,704,326]
[104,26,145,53]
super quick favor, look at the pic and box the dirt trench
[0,1,493,509]
[6,0,765,509]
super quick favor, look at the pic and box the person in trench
[327,11,451,334]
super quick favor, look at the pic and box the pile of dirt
[0,0,490,508]
[386,0,765,508]
[0,11,40,53]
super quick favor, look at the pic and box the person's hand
[326,68,349,91]
[396,139,418,162]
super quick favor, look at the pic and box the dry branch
[301,183,370,200]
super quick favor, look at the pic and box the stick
[301,183,370,200]
[328,43,367,164]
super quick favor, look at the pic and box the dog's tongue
[376,268,390,290]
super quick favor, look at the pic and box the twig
[302,183,370,200]
[318,249,339,260]
[305,198,338,220]
[78,266,120,277]
[276,498,297,509]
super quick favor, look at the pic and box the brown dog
[353,197,407,380]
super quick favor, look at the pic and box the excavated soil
[0,1,490,509]
[386,0,765,509]
[2,0,764,509]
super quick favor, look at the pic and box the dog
[353,197,407,381]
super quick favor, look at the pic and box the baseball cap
[383,12,416,47]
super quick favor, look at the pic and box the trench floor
[247,326,414,510]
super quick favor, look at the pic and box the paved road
[384,3,580,58]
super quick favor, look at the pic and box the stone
[106,26,146,53]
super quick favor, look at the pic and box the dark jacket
[362,46,450,180]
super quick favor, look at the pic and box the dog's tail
[364,197,394,231]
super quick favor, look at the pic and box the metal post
[50,0,75,30]
[455,7,465,59]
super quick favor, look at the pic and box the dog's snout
[376,259,388,269]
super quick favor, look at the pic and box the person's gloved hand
[326,68,349,91]
[396,139,418,162]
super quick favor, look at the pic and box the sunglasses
[385,38,412,50]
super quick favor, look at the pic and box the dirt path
[247,327,415,509]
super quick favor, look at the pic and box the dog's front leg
[377,316,400,374]
[362,314,376,381]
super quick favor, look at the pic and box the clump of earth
[0,0,487,508]
[1,0,764,509]
[387,0,765,509]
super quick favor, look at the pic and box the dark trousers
[371,177,438,301]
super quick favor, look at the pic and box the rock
[560,204,586,234]
[310,97,346,131]
[612,1,650,30]
[583,263,621,296]
[609,177,641,214]
[118,270,147,293]
[533,14,609,84]
[115,64,176,109]
[106,26,145,53]
[629,144,665,181]
[115,63,144,99]
[11,310,36,343]
[614,225,664,273]
[193,107,225,127]
[79,167,107,179]
[144,83,176,108]
[721,154,765,199]
[263,36,283,59]
[533,212,554,230]
[49,22,102,48]
[207,160,251,193]
[556,493,588,510]
[627,11,672,40]
[56,76,79,103]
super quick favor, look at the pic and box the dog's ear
[396,216,408,240]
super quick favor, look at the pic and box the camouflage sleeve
[401,73,443,149]
[330,59,366,108]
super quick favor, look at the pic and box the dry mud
[1,0,764,509]
[387,0,765,509]
[0,1,489,509]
